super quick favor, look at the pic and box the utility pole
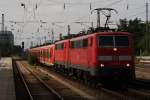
[67,25,70,36]
[44,36,46,44]
[91,22,94,28]
[146,2,149,50]
[97,10,100,28]
[2,14,4,32]
[51,29,54,43]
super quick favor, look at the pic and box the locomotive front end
[96,32,135,81]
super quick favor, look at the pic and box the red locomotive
[27,8,135,84]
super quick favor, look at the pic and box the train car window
[99,36,113,48]
[74,41,77,48]
[76,40,80,48]
[72,39,88,48]
[48,50,51,58]
[48,49,51,58]
[61,43,64,49]
[44,51,45,57]
[45,51,47,57]
[38,51,39,56]
[71,41,74,48]
[55,45,57,50]
[83,38,88,48]
[42,51,44,57]
[80,40,83,48]
[76,40,82,48]
[46,51,48,58]
[46,51,48,57]
[49,52,51,58]
[115,36,129,47]
[55,43,64,50]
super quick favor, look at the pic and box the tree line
[117,18,150,56]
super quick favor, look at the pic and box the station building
[0,31,14,56]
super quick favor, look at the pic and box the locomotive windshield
[99,36,114,47]
[115,36,129,47]
[99,35,129,48]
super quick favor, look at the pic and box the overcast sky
[0,0,149,48]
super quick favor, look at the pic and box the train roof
[28,31,131,50]
[96,32,131,35]
[69,32,131,41]
[55,39,69,44]
[29,44,54,51]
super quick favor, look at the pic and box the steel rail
[20,62,64,100]
[13,59,34,100]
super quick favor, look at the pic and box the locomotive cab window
[115,36,129,47]
[98,35,129,48]
[99,36,113,48]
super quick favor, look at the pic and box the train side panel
[54,40,69,66]
[69,35,97,74]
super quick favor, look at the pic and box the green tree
[118,18,150,55]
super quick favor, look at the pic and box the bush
[28,54,38,65]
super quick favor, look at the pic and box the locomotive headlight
[113,48,117,51]
[126,64,130,67]
[100,64,104,67]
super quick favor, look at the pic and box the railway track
[13,59,33,100]
[126,79,150,100]
[36,65,150,100]
[40,69,150,100]
[93,80,150,100]
[16,60,95,100]
[131,79,150,88]
[16,60,150,100]
[136,63,150,69]
[13,59,63,100]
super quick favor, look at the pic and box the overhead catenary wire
[74,0,124,21]
[17,0,150,48]
[104,0,124,7]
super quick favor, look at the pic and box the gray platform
[0,58,16,100]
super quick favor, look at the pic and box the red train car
[96,32,135,80]
[28,31,135,83]
[28,47,39,58]
[54,40,69,66]
[28,44,55,66]
[40,45,55,66]
[27,7,135,85]
[53,32,135,82]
